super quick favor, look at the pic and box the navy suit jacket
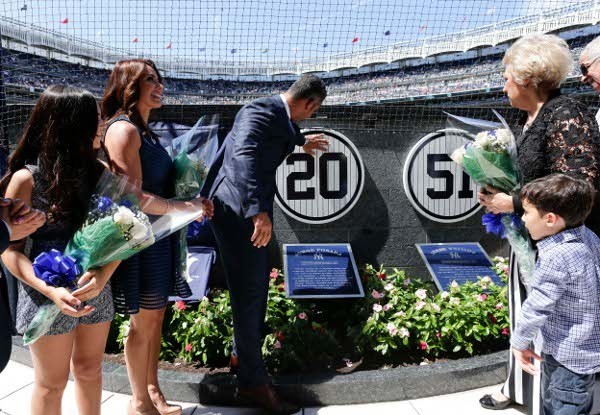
[202,96,306,219]
[0,221,8,254]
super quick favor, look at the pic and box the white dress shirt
[280,94,291,119]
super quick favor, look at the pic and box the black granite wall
[154,103,515,279]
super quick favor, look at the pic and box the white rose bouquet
[24,170,178,344]
[447,111,536,290]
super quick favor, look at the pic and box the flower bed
[108,257,510,374]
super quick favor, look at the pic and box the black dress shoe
[237,384,299,414]
[480,394,512,410]
[229,354,239,375]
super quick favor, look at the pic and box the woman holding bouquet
[0,85,120,415]
[101,59,212,415]
[478,35,600,414]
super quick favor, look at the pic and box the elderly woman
[478,34,600,414]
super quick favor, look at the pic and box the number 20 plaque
[275,128,365,225]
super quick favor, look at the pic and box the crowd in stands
[1,33,595,105]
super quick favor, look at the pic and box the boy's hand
[512,347,543,375]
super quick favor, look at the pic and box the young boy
[511,173,600,415]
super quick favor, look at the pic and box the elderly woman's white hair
[502,34,573,90]
[582,36,600,63]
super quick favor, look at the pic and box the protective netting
[1,0,600,147]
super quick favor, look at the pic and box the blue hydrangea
[96,196,113,213]
[119,199,134,209]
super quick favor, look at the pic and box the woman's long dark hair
[0,85,100,226]
[101,58,162,138]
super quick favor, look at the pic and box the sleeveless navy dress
[105,115,191,314]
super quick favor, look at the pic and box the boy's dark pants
[542,353,595,415]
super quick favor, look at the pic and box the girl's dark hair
[0,85,100,226]
[101,58,162,138]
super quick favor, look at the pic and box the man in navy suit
[203,74,328,413]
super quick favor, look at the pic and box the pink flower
[373,304,383,313]
[436,332,442,338]
[383,303,392,311]
[175,301,187,311]
[419,341,428,350]
[274,341,282,349]
[185,343,193,352]
[386,323,398,336]
[371,289,384,299]
[495,303,504,310]
[502,328,510,336]
[269,269,279,279]
[477,294,487,302]
[403,278,411,287]
[298,312,307,320]
[431,304,441,312]
[399,327,410,338]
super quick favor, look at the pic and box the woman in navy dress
[101,59,212,415]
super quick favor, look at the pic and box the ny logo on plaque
[275,129,365,224]
[283,244,364,298]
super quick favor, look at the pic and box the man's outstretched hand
[303,133,329,156]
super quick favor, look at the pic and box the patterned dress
[502,91,600,415]
[15,165,114,336]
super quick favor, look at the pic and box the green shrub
[109,257,510,371]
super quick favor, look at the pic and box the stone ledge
[11,336,506,406]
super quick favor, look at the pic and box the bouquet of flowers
[169,115,219,279]
[448,111,536,289]
[25,169,206,345]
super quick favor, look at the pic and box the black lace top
[512,91,600,233]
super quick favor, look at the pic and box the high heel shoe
[128,401,161,415]
[152,403,182,415]
[150,397,182,415]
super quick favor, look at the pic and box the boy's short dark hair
[520,174,595,227]
[287,74,327,103]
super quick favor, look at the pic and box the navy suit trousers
[209,197,270,387]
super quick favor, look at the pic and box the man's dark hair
[520,174,595,227]
[287,74,327,103]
